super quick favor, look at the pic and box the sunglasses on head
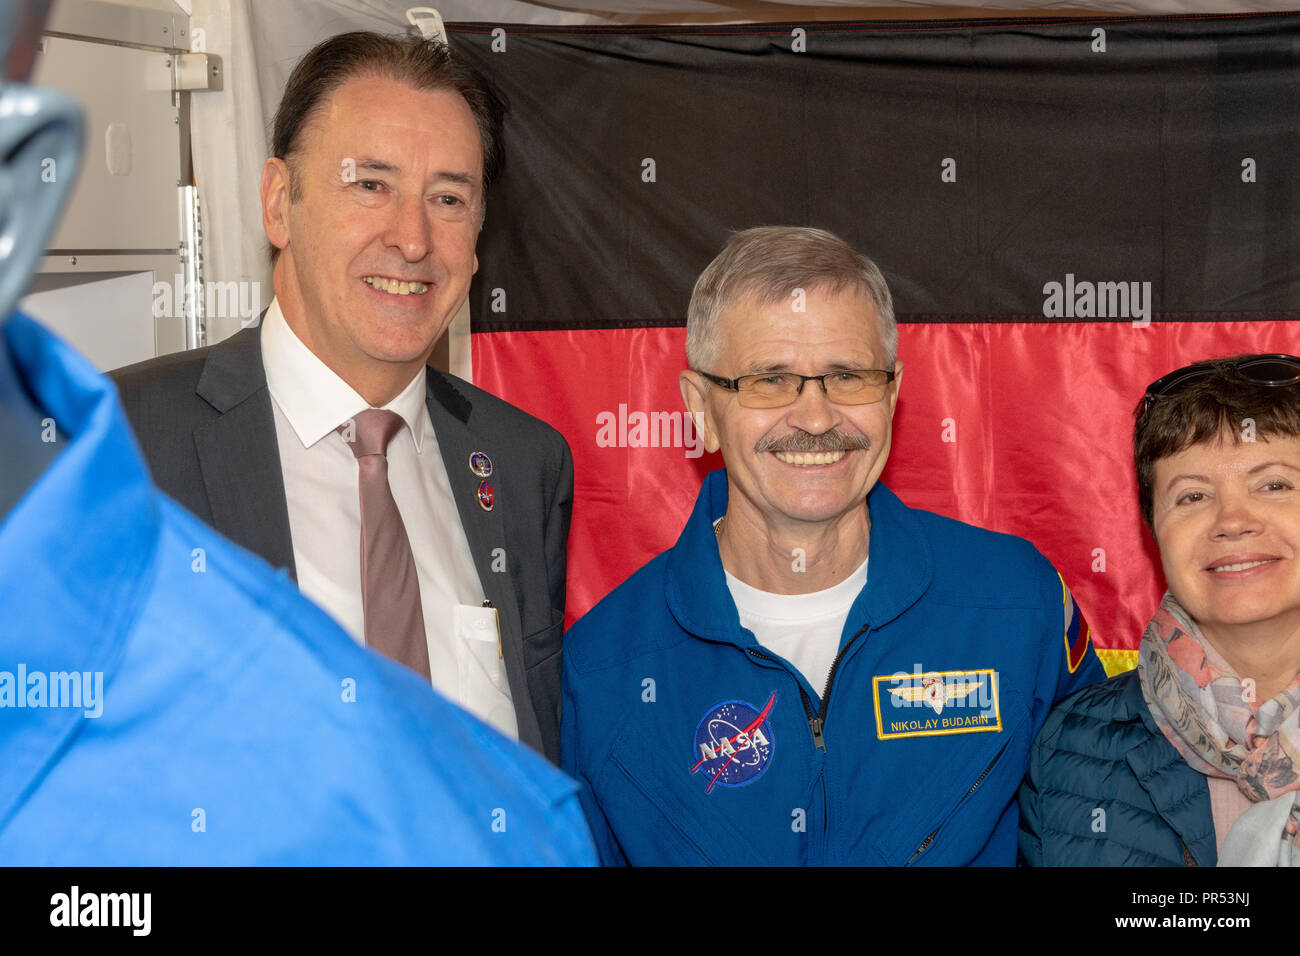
[1142,354,1300,413]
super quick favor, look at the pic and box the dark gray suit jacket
[109,322,573,764]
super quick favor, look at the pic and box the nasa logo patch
[688,693,776,793]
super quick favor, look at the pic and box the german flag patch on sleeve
[1059,572,1092,674]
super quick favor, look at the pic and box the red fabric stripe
[474,321,1300,651]
[1071,618,1092,672]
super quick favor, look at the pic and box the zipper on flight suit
[746,622,869,753]
[907,737,1010,864]
[746,625,870,865]
[810,624,869,751]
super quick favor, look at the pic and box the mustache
[755,428,872,454]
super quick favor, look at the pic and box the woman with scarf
[1019,354,1300,867]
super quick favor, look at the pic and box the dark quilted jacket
[1018,670,1217,866]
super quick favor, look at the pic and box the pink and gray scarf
[1138,592,1300,866]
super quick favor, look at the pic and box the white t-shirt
[725,556,869,696]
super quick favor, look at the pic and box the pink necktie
[338,409,430,679]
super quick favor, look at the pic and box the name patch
[872,669,1002,740]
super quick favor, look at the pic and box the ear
[679,370,722,454]
[261,157,292,252]
[887,359,904,418]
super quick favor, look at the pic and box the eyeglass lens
[741,372,888,408]
[1236,356,1300,386]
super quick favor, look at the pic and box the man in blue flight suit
[0,0,594,866]
[562,226,1105,865]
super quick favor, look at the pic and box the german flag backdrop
[452,13,1300,676]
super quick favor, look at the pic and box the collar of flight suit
[664,468,933,647]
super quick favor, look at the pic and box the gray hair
[685,226,897,371]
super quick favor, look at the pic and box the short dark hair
[1133,355,1300,528]
[268,31,506,261]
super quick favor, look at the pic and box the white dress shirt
[261,298,518,739]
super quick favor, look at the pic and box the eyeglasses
[1142,354,1300,412]
[696,368,896,409]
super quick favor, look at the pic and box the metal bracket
[174,52,222,92]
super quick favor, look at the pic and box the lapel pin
[469,451,493,478]
[477,480,495,512]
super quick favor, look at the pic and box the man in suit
[1,2,593,865]
[111,32,571,764]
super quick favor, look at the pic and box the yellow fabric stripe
[1095,648,1138,677]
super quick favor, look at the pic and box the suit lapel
[193,323,297,579]
[424,370,543,751]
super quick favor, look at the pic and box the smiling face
[681,285,901,533]
[262,73,482,398]
[1151,432,1300,648]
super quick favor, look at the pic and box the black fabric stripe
[474,311,1300,334]
[448,14,1298,39]
[457,16,1300,334]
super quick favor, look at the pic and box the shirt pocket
[453,604,513,704]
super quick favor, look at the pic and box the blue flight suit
[0,312,595,865]
[562,468,1105,865]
